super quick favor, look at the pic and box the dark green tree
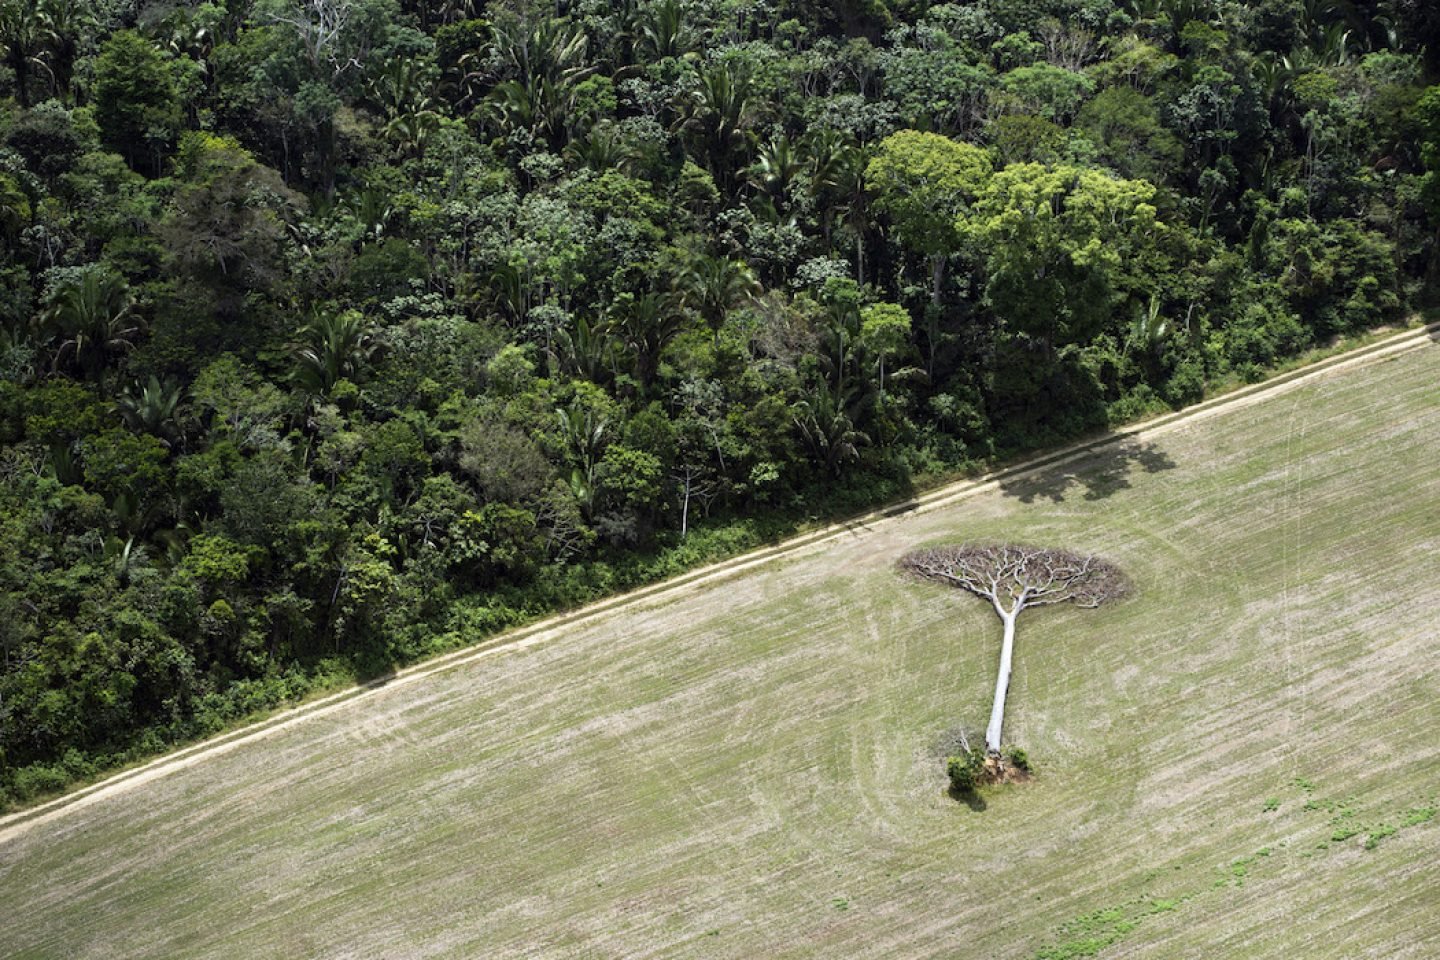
[92,31,185,175]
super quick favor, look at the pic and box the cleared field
[3,342,1439,959]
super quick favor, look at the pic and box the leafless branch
[899,543,1129,617]
[262,0,360,80]
[901,542,1129,757]
[1038,19,1098,72]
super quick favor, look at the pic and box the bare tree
[261,0,363,81]
[901,544,1129,757]
[1037,19,1098,72]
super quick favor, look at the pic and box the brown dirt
[981,756,1034,786]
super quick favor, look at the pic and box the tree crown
[900,542,1129,613]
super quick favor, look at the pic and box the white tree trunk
[680,473,691,538]
[985,610,1017,755]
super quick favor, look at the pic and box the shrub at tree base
[946,749,987,793]
[946,744,1035,795]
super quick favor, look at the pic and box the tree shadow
[948,786,987,811]
[354,660,400,687]
[998,436,1177,504]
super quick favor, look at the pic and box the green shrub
[1107,384,1168,423]
[946,749,986,793]
[1004,745,1032,772]
[946,755,976,792]
[448,598,526,639]
[10,762,72,801]
[1161,357,1206,406]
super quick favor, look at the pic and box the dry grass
[2,344,1438,959]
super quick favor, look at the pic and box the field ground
[2,340,1439,959]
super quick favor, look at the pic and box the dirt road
[1,321,1433,847]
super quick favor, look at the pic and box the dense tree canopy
[0,0,1436,806]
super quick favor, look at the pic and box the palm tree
[1125,293,1172,382]
[491,17,594,91]
[368,58,442,159]
[292,310,379,395]
[117,375,186,449]
[147,4,211,63]
[385,110,442,160]
[44,267,140,379]
[484,76,542,142]
[103,535,152,586]
[549,312,618,382]
[0,0,44,107]
[818,287,863,400]
[1121,0,1163,27]
[674,62,763,192]
[108,488,170,540]
[675,251,761,336]
[37,0,92,103]
[488,262,535,326]
[438,20,491,112]
[1252,52,1296,107]
[608,290,687,390]
[564,120,641,174]
[556,400,611,517]
[1158,0,1218,37]
[748,133,804,209]
[804,129,870,283]
[484,17,596,148]
[432,0,485,25]
[150,523,193,571]
[638,0,691,60]
[794,389,869,478]
[403,0,484,30]
[343,187,396,242]
[1313,21,1354,66]
[1297,0,1343,51]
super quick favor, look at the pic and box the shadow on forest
[998,437,1177,504]
[355,663,400,687]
